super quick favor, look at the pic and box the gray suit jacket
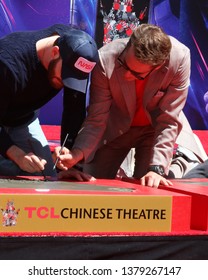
[74,36,206,173]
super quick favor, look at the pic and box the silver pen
[53,133,69,170]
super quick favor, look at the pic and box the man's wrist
[71,148,84,161]
[148,165,165,176]
[6,145,26,165]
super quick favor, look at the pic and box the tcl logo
[24,207,60,219]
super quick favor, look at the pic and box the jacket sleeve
[149,47,191,174]
[0,128,14,157]
[0,61,15,157]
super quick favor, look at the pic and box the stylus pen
[53,133,69,170]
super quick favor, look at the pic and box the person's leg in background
[168,143,206,178]
[183,159,208,178]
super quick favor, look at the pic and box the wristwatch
[148,165,165,176]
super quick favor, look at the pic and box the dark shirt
[0,24,74,156]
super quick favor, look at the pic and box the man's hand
[53,147,84,170]
[57,168,96,182]
[53,146,70,157]
[140,171,173,188]
[6,145,46,173]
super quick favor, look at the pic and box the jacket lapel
[143,63,169,108]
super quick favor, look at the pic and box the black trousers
[183,159,208,178]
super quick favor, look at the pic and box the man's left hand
[140,171,173,188]
[57,167,96,182]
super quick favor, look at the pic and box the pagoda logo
[1,200,20,226]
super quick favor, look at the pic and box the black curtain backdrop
[1,235,208,260]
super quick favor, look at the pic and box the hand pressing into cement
[57,168,96,182]
[140,171,173,188]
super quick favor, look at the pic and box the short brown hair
[130,24,171,66]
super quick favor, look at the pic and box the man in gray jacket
[55,24,207,187]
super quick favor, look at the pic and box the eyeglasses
[117,57,156,80]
